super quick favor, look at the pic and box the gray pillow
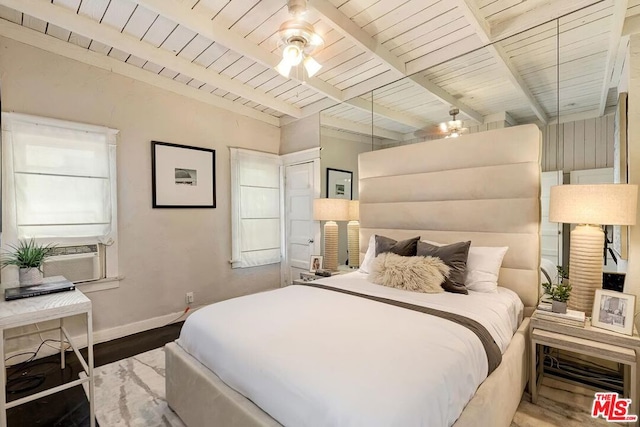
[375,235,420,257]
[417,241,471,294]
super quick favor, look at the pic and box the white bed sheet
[177,272,524,427]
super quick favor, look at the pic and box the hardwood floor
[6,322,183,427]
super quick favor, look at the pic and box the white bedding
[177,272,524,427]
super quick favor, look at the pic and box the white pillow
[464,246,509,293]
[359,235,376,274]
[421,240,508,293]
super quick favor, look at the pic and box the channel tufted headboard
[358,124,541,310]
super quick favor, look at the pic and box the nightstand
[530,314,640,418]
[293,267,353,285]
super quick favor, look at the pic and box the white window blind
[230,148,281,268]
[3,114,118,241]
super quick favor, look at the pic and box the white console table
[0,282,94,427]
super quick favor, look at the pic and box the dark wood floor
[6,322,183,426]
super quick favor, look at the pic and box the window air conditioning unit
[43,244,104,283]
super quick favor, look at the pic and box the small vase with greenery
[550,281,572,314]
[1,239,56,286]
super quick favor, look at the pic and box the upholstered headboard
[358,124,541,310]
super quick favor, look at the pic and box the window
[1,113,119,283]
[230,148,281,268]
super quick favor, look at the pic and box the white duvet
[177,272,523,427]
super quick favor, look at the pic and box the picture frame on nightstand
[309,255,323,273]
[591,289,636,336]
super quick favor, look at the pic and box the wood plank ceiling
[0,0,633,140]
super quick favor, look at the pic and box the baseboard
[5,306,200,363]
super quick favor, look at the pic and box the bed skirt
[165,317,530,427]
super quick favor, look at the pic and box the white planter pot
[19,267,43,286]
[552,300,567,314]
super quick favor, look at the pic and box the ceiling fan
[413,108,469,139]
[275,0,324,79]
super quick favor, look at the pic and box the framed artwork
[591,289,636,335]
[309,255,323,273]
[326,168,353,200]
[151,141,216,208]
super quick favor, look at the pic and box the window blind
[231,148,281,268]
[10,119,113,239]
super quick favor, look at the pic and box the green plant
[550,280,572,303]
[0,239,56,272]
[542,281,553,296]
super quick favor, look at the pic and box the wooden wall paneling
[607,114,615,166]
[584,118,596,169]
[573,119,585,170]
[563,121,574,172]
[596,114,608,168]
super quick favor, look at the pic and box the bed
[165,124,542,427]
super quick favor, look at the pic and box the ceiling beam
[132,0,344,102]
[1,0,302,118]
[321,115,403,141]
[454,0,548,124]
[598,0,628,116]
[308,0,484,124]
[133,0,428,130]
[490,0,606,41]
[0,19,280,126]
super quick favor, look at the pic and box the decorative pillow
[417,241,471,294]
[465,246,509,293]
[368,253,449,294]
[375,235,420,257]
[359,235,376,274]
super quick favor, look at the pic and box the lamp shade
[348,200,359,221]
[549,184,638,225]
[313,198,349,221]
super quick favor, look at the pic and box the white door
[541,171,563,266]
[284,161,319,284]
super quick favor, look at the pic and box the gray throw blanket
[297,282,502,375]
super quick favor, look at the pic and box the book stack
[534,307,586,327]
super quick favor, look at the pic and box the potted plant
[550,281,572,314]
[1,239,56,286]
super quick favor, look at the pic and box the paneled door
[284,161,319,285]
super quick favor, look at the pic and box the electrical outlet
[185,292,194,305]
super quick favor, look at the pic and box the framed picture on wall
[151,141,216,208]
[327,168,353,200]
[591,289,636,335]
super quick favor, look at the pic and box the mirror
[318,2,627,272]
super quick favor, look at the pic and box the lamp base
[324,221,338,271]
[347,220,359,268]
[568,224,604,313]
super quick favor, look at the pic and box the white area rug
[81,348,185,427]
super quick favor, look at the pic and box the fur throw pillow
[368,253,450,293]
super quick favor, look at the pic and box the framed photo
[309,255,323,273]
[326,168,353,200]
[591,289,636,335]
[151,141,216,208]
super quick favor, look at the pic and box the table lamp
[348,201,360,268]
[313,199,349,271]
[549,184,638,313]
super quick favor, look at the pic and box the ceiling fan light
[275,58,293,78]
[450,131,460,138]
[303,56,322,77]
[439,122,448,132]
[282,43,303,66]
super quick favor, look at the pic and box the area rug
[81,347,184,427]
[83,347,610,427]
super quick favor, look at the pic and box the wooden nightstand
[530,314,640,418]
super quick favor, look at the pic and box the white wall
[280,114,320,154]
[0,37,281,353]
